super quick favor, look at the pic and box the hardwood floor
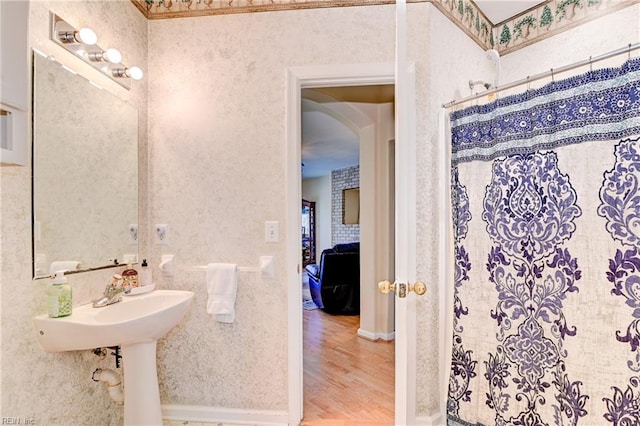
[301,309,395,426]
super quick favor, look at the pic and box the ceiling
[302,109,359,179]
[301,86,394,179]
[474,0,546,24]
[301,1,547,180]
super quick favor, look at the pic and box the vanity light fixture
[88,48,122,64]
[50,13,143,90]
[112,66,144,81]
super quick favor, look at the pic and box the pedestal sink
[33,289,194,425]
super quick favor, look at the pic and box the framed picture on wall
[343,187,359,225]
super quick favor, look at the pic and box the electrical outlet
[128,224,138,244]
[155,224,169,245]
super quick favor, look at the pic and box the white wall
[302,176,331,255]
[147,5,396,417]
[407,3,492,417]
[354,102,395,338]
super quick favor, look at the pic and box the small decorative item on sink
[122,263,139,288]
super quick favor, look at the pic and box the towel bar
[176,256,275,279]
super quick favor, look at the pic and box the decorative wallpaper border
[428,0,495,51]
[131,0,640,56]
[490,0,640,55]
[428,0,640,54]
[130,0,394,20]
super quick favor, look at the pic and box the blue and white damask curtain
[447,57,640,425]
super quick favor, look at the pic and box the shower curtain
[447,56,640,425]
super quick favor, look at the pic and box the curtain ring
[550,68,554,82]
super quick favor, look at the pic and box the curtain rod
[443,42,640,109]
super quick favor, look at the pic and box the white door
[285,60,417,424]
[391,1,420,421]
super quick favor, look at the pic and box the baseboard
[415,410,446,425]
[162,404,289,425]
[357,327,395,341]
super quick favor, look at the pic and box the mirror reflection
[33,52,138,278]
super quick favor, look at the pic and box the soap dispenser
[139,259,152,287]
[47,270,72,318]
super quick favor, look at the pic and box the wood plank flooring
[301,309,395,426]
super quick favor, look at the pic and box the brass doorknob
[410,281,427,296]
[378,280,427,298]
[378,280,396,294]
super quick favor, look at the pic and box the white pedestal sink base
[33,290,194,424]
[122,341,162,426]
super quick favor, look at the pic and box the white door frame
[285,61,416,424]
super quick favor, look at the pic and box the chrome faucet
[93,274,131,308]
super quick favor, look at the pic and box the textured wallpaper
[147,5,395,414]
[1,1,147,423]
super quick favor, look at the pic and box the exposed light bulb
[112,66,144,81]
[127,66,143,80]
[57,26,97,45]
[104,48,122,63]
[77,27,97,45]
[89,48,122,64]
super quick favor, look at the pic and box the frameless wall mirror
[32,52,138,278]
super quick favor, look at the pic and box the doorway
[285,62,419,425]
[299,84,396,424]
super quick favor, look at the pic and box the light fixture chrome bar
[49,13,143,90]
[56,31,78,44]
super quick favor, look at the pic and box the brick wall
[331,165,360,245]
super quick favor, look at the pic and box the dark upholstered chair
[305,243,359,315]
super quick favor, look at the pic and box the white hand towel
[206,263,238,323]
